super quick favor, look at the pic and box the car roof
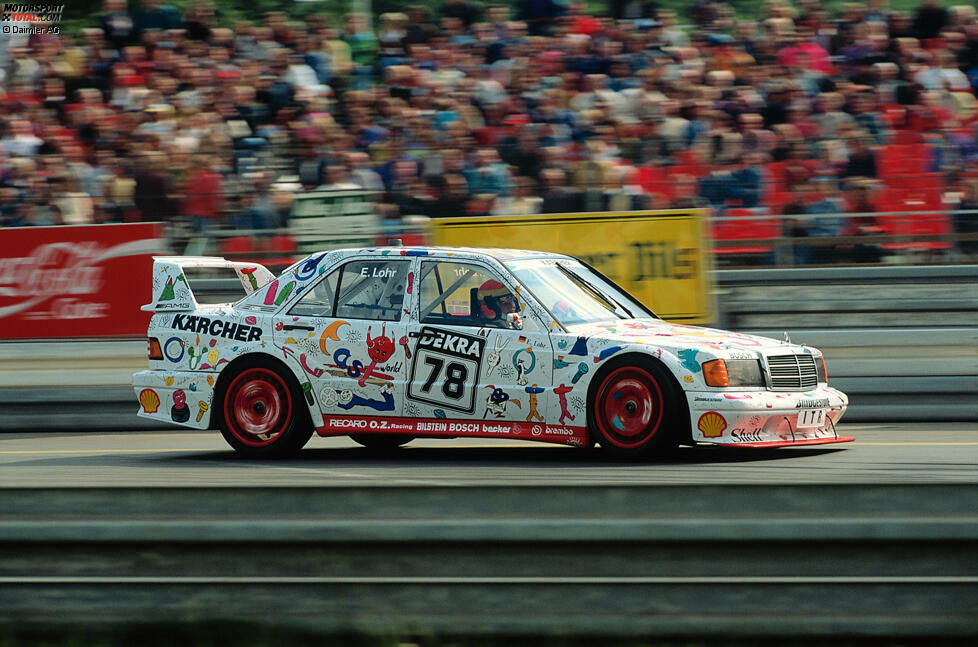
[324,246,573,262]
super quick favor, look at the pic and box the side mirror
[506,312,523,330]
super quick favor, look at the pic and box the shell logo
[697,411,727,438]
[139,389,161,414]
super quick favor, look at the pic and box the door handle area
[283,324,314,331]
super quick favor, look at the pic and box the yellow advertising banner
[429,210,715,323]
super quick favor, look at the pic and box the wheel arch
[211,352,313,430]
[585,351,692,447]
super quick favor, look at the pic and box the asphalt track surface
[0,422,974,487]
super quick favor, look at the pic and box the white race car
[133,247,851,457]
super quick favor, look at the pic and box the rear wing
[141,256,276,312]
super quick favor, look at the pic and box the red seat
[711,208,780,255]
[878,179,949,250]
[219,236,254,257]
[263,234,299,269]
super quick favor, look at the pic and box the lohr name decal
[172,314,262,342]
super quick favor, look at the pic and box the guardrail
[1,266,975,429]
[1,485,975,642]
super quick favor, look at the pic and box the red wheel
[224,368,292,448]
[593,366,663,449]
[217,359,312,457]
[588,356,685,457]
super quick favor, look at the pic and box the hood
[567,319,797,356]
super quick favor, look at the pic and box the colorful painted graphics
[0,223,165,339]
[133,247,850,451]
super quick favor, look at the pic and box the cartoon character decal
[485,336,511,378]
[524,384,545,423]
[171,389,190,423]
[554,383,575,425]
[360,324,396,386]
[322,384,396,412]
[483,386,509,418]
[512,347,536,386]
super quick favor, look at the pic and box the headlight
[701,359,764,387]
[726,359,765,387]
[816,354,827,383]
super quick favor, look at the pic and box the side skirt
[317,415,588,447]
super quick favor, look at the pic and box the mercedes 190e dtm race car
[133,247,851,457]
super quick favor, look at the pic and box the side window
[419,261,515,328]
[334,259,409,322]
[288,268,339,318]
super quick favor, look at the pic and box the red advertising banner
[0,223,167,340]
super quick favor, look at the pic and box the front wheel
[588,356,683,459]
[218,359,313,458]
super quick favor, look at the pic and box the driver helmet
[478,279,510,318]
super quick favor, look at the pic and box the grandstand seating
[219,234,300,268]
[711,208,781,258]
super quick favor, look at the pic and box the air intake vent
[766,354,819,390]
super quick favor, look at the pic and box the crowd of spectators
[1,0,978,263]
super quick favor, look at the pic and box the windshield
[506,259,656,327]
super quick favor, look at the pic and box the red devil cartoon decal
[359,324,396,386]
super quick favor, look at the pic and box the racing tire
[587,355,683,459]
[217,358,314,458]
[350,434,415,451]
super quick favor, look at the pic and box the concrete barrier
[1,484,975,641]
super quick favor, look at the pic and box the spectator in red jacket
[183,155,225,232]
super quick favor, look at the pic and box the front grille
[766,354,819,390]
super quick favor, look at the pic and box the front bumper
[686,386,851,446]
[133,369,216,430]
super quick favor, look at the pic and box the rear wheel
[350,434,414,451]
[218,359,313,458]
[589,356,682,458]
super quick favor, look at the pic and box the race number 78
[421,356,467,400]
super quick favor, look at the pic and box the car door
[272,255,413,426]
[405,258,553,434]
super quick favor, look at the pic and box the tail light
[147,337,163,360]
